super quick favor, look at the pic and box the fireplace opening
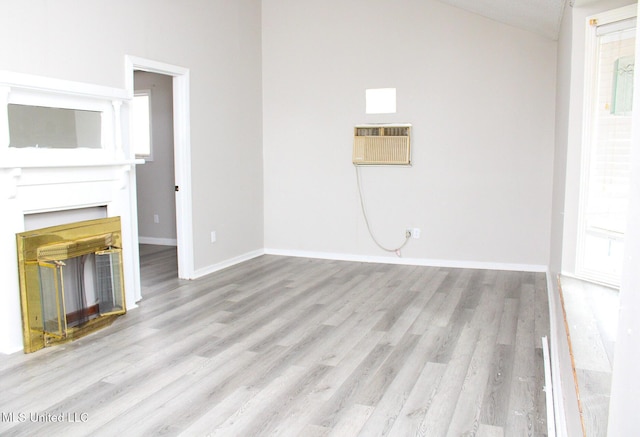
[16,217,126,353]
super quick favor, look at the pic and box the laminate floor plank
[478,423,505,437]
[322,272,388,326]
[446,287,504,437]
[418,322,481,436]
[356,325,449,436]
[209,364,312,436]
[560,275,619,437]
[90,348,262,437]
[234,364,333,437]
[386,360,447,436]
[354,332,421,407]
[327,403,373,437]
[562,286,612,374]
[177,385,260,436]
[496,297,519,346]
[317,311,387,368]
[409,291,447,336]
[505,282,546,436]
[480,343,515,427]
[312,329,387,402]
[309,341,394,429]
[0,246,550,436]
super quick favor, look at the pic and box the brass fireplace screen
[16,217,126,353]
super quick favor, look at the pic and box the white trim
[0,70,129,100]
[192,249,265,279]
[542,335,557,437]
[138,236,177,246]
[125,55,194,281]
[264,248,547,272]
[172,70,194,280]
[560,270,620,290]
[592,4,638,28]
[575,4,637,288]
[546,270,569,437]
[1,159,142,170]
[124,57,189,91]
[1,344,24,355]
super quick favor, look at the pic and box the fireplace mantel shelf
[0,70,130,101]
[1,158,145,170]
[1,159,144,200]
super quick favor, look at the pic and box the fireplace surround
[0,71,142,354]
[17,217,126,353]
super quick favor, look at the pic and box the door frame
[125,55,195,280]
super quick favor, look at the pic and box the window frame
[576,6,637,287]
[132,89,153,161]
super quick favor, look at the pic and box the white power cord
[355,165,410,257]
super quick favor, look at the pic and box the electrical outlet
[413,228,421,239]
[210,231,217,243]
[153,214,159,224]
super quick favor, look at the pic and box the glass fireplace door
[36,249,126,338]
[95,249,125,316]
[38,261,67,338]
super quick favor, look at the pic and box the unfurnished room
[1,0,640,436]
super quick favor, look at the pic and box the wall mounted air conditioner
[352,123,411,165]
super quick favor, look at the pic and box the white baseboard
[138,236,178,246]
[263,248,547,273]
[546,270,567,437]
[0,343,24,355]
[192,249,265,279]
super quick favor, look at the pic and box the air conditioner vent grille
[353,124,411,165]
[383,126,410,136]
[356,127,381,136]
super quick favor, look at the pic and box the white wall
[553,8,583,434]
[548,4,585,435]
[135,71,177,245]
[0,0,264,273]
[551,3,573,276]
[262,0,558,268]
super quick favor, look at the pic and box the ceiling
[436,0,568,40]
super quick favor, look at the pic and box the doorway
[126,56,195,281]
[134,71,177,246]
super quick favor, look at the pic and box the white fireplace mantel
[0,71,142,354]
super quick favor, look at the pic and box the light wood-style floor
[1,246,550,436]
[560,276,619,436]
